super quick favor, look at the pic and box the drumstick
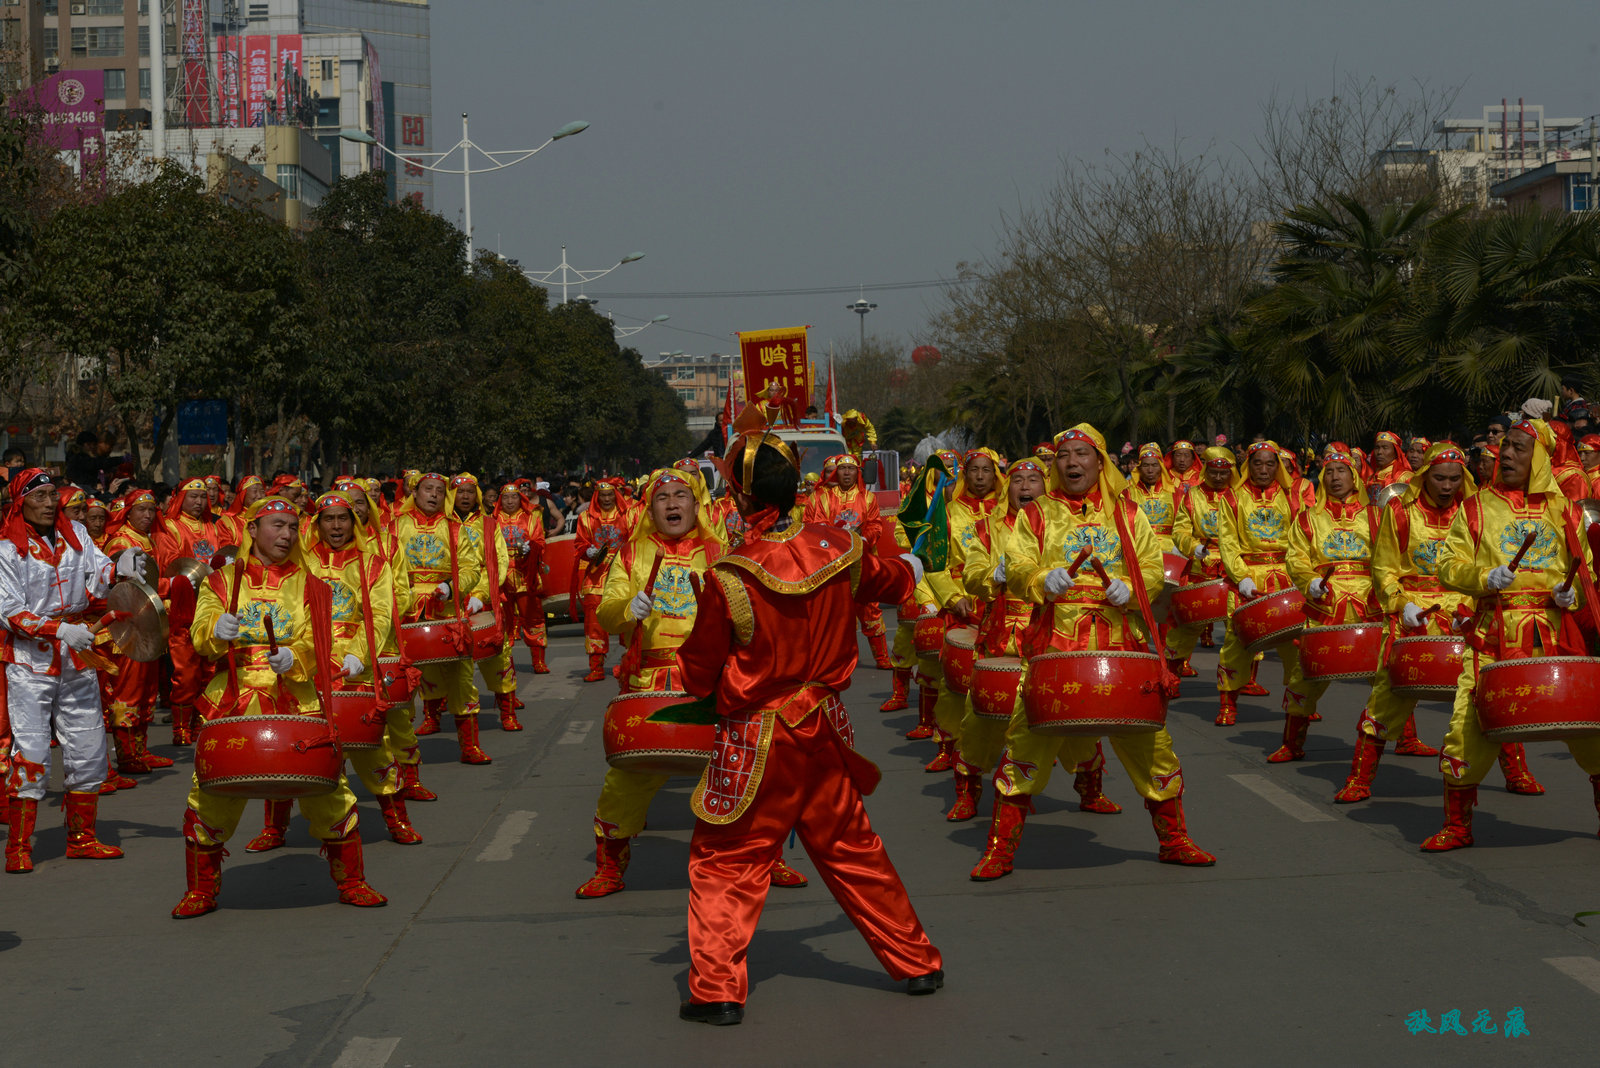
[264,615,279,656]
[1508,530,1537,571]
[1066,546,1092,578]
[1558,555,1581,594]
[1090,558,1111,586]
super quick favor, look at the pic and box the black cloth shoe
[679,1000,744,1026]
[906,970,944,995]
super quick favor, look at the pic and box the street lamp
[524,246,646,306]
[338,114,589,263]
[610,313,670,339]
[847,286,877,350]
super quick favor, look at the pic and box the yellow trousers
[1440,654,1600,786]
[185,773,360,847]
[420,659,478,716]
[593,765,670,840]
[1219,629,1308,710]
[889,619,918,670]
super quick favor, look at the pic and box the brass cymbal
[1579,498,1600,531]
[162,556,211,587]
[1373,483,1406,508]
[106,577,169,662]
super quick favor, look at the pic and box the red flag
[825,349,837,422]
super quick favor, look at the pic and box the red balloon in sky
[911,345,941,367]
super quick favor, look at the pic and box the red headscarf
[104,487,161,544]
[226,475,263,517]
[4,469,80,556]
[166,476,213,522]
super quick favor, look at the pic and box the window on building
[716,365,729,380]
[138,25,147,56]
[103,68,124,97]
[321,59,333,81]
[674,367,695,381]
[275,163,300,200]
[676,388,696,404]
[42,28,58,55]
[138,65,149,101]
[86,0,124,14]
[43,0,57,14]
[72,26,124,57]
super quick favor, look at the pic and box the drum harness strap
[1111,499,1181,698]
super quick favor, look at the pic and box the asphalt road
[10,619,1600,1067]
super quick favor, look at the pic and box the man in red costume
[674,430,943,1026]
[804,453,890,667]
[495,482,550,675]
[155,475,224,745]
[573,479,632,682]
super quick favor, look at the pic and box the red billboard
[737,327,811,426]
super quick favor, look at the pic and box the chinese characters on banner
[401,114,425,175]
[216,36,243,127]
[737,327,812,426]
[213,34,304,128]
[245,35,270,126]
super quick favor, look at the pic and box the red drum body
[399,617,465,666]
[1298,623,1385,683]
[971,657,1024,721]
[194,714,340,798]
[603,690,714,776]
[1022,651,1167,736]
[1387,636,1464,699]
[470,610,503,661]
[1162,553,1189,587]
[1170,579,1230,627]
[940,628,978,695]
[1232,589,1307,654]
[377,655,414,704]
[913,617,945,659]
[1476,657,1600,742]
[327,690,387,751]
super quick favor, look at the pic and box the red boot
[880,668,910,712]
[1498,744,1545,795]
[1200,627,1214,648]
[575,835,630,898]
[769,858,808,887]
[377,795,423,844]
[324,831,387,906]
[245,799,292,852]
[583,654,607,683]
[1240,659,1269,697]
[170,840,224,918]
[867,631,892,670]
[137,724,174,768]
[905,686,936,740]
[1215,690,1239,727]
[416,698,443,736]
[457,713,492,764]
[1165,658,1188,687]
[1334,734,1386,803]
[101,748,136,792]
[1395,714,1440,757]
[947,771,982,822]
[1073,763,1122,814]
[63,791,123,859]
[924,733,956,772]
[497,691,523,732]
[1420,784,1476,851]
[1145,795,1216,865]
[114,727,151,775]
[531,646,550,674]
[970,796,1028,881]
[6,797,37,874]
[1266,714,1310,763]
[399,763,438,802]
[171,706,196,746]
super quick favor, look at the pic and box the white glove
[115,548,147,580]
[466,596,485,615]
[1401,602,1426,629]
[1105,579,1131,607]
[1043,568,1074,597]
[627,591,653,620]
[1486,566,1515,592]
[991,558,1006,584]
[341,654,364,678]
[56,622,93,651]
[434,581,452,600]
[1191,545,1207,563]
[1308,578,1328,601]
[1554,585,1577,609]
[1237,577,1258,599]
[585,546,601,561]
[213,613,240,641]
[267,646,294,674]
[899,552,925,586]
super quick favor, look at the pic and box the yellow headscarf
[1315,442,1362,504]
[954,447,1004,507]
[632,468,725,547]
[303,490,372,554]
[1402,442,1477,506]
[446,473,486,520]
[1050,423,1128,501]
[237,496,312,569]
[1506,418,1560,496]
[1133,442,1176,492]
[1237,440,1295,493]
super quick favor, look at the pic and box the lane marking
[331,1036,400,1068]
[1228,773,1337,823]
[557,720,593,745]
[1546,956,1600,996]
[476,810,538,862]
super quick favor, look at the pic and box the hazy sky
[432,1,1599,361]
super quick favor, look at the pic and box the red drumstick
[1508,530,1537,571]
[1066,546,1092,578]
[263,615,279,656]
[1090,558,1111,585]
[1558,555,1581,594]
[1418,602,1442,621]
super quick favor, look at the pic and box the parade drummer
[884,449,956,725]
[218,474,264,545]
[945,455,1118,823]
[1263,444,1382,762]
[573,478,634,683]
[970,424,1214,882]
[1334,443,1543,804]
[804,453,892,669]
[240,490,422,853]
[674,429,942,1026]
[172,496,386,917]
[494,481,551,677]
[440,474,520,733]
[1365,431,1412,502]
[1,468,145,873]
[1165,440,1202,488]
[154,475,224,746]
[1422,420,1600,852]
[391,472,492,765]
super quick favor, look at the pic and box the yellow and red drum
[1475,656,1600,742]
[1387,636,1464,699]
[326,690,387,751]
[399,617,467,666]
[602,690,715,776]
[939,627,978,695]
[1022,650,1167,736]
[1169,579,1230,627]
[469,610,503,661]
[377,655,414,704]
[194,714,341,798]
[913,616,946,661]
[971,657,1024,721]
[1233,589,1307,654]
[1298,623,1385,683]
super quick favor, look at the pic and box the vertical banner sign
[364,39,384,170]
[244,35,270,126]
[182,0,210,126]
[737,327,812,426]
[274,33,303,87]
[216,35,243,127]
